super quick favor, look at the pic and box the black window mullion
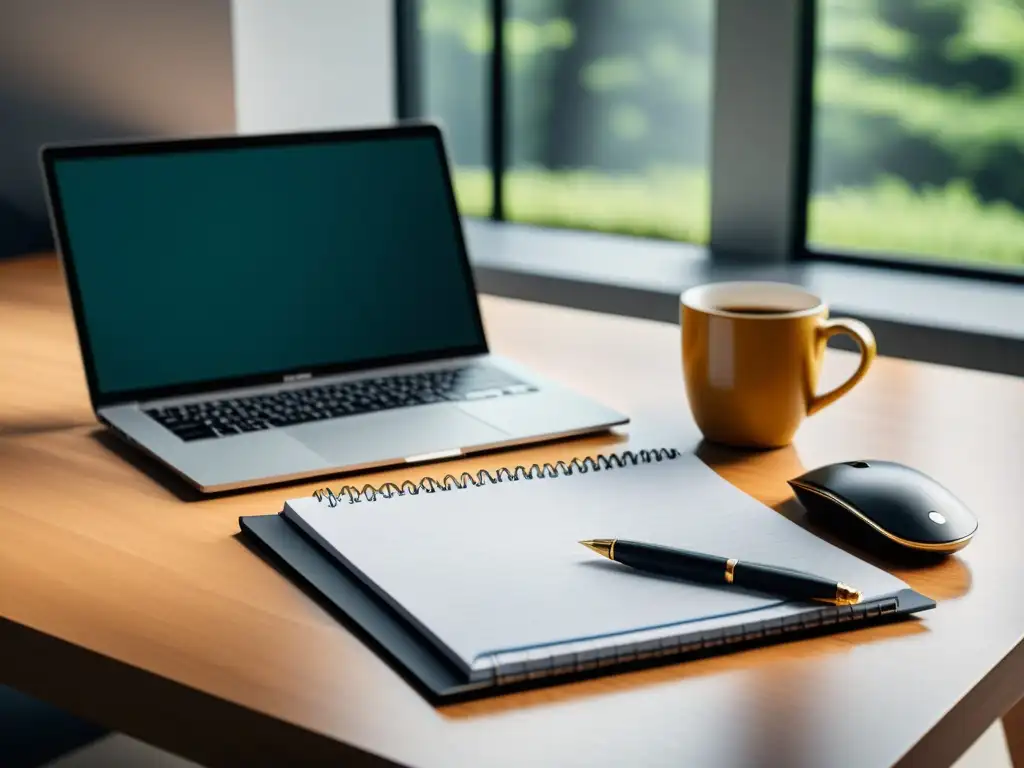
[394,0,421,120]
[791,0,816,260]
[489,0,506,220]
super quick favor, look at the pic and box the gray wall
[0,0,235,259]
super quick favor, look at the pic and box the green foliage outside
[807,0,1024,267]
[450,167,709,243]
[450,168,1024,266]
[420,0,1024,269]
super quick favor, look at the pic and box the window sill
[464,219,1023,378]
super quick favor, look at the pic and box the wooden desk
[2,255,1023,768]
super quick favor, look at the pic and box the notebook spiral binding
[482,595,901,687]
[311,447,680,507]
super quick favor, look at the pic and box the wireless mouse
[788,460,978,555]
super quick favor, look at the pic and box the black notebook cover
[238,512,935,705]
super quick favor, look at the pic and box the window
[808,0,1024,272]
[405,0,713,244]
[411,0,494,217]
[403,0,1023,274]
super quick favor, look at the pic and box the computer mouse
[788,460,978,556]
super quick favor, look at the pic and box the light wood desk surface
[2,255,1023,767]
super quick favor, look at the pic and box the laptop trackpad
[289,404,509,466]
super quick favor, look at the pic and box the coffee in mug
[681,281,876,449]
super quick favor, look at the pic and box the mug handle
[808,318,877,416]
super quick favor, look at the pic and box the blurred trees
[418,0,492,167]
[418,0,1024,223]
[506,0,712,172]
[814,0,1024,210]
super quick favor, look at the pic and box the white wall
[232,0,395,133]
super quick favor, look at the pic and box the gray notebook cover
[271,450,934,688]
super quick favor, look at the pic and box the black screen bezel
[41,123,490,410]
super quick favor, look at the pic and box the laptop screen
[46,128,487,403]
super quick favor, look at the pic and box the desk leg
[1005,699,1024,767]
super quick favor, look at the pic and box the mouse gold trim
[788,481,976,553]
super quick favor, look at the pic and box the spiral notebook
[239,449,933,702]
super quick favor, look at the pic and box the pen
[579,539,862,605]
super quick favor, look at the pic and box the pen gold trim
[789,480,976,554]
[833,584,862,605]
[724,558,737,584]
[579,539,615,559]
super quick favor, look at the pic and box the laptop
[40,124,628,493]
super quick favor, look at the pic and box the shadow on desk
[693,439,973,603]
[90,430,207,503]
[236,519,930,722]
[772,497,973,602]
[440,616,929,720]
[0,417,96,438]
[91,425,631,504]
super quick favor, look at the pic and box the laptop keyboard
[144,365,536,442]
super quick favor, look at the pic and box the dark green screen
[53,135,484,397]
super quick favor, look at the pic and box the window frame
[794,2,1023,283]
[395,0,1023,285]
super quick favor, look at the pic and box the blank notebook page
[283,454,908,675]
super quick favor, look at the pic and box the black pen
[579,539,862,605]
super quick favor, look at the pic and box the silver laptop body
[42,125,627,492]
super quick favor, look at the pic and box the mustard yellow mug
[681,281,876,449]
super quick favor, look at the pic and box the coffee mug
[681,281,876,449]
